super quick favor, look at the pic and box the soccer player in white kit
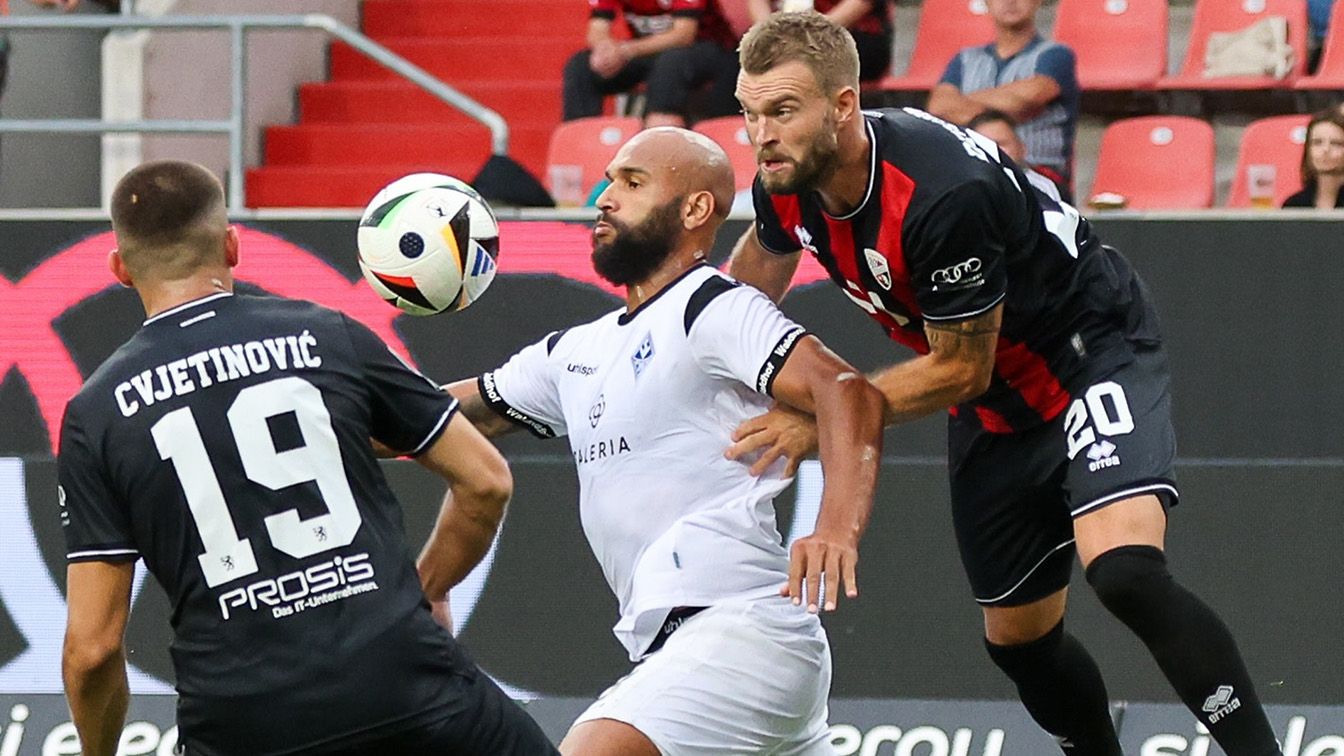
[438,127,886,755]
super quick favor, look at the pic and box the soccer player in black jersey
[57,161,558,756]
[725,12,1282,756]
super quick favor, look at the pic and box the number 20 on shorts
[1064,381,1135,460]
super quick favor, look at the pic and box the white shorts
[572,597,834,755]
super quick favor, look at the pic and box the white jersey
[482,265,809,660]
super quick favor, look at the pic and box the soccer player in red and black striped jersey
[727,12,1283,756]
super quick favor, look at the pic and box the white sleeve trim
[408,401,459,457]
[67,548,139,560]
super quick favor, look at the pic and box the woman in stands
[1283,108,1344,208]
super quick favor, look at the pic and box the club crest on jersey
[864,248,892,290]
[631,332,655,379]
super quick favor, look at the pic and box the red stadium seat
[875,0,996,91]
[1294,0,1344,88]
[1054,0,1167,90]
[1089,116,1215,209]
[1226,114,1310,207]
[545,117,643,206]
[693,116,758,192]
[1158,0,1308,90]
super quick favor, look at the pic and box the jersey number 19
[151,376,362,588]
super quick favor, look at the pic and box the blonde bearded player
[435,127,885,755]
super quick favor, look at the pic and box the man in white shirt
[438,127,885,755]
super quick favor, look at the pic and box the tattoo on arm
[445,384,516,438]
[923,306,1002,361]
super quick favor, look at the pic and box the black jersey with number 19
[57,292,464,755]
[754,108,1162,433]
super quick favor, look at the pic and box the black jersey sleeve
[340,315,459,456]
[904,180,1008,321]
[751,177,804,255]
[58,404,138,563]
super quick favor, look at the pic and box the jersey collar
[822,118,878,222]
[143,291,233,326]
[616,262,709,326]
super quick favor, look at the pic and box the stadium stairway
[246,0,586,208]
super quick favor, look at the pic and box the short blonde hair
[738,11,860,97]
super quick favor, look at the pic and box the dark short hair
[966,109,1019,131]
[739,11,860,97]
[1301,107,1344,185]
[110,160,227,279]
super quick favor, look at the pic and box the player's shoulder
[868,109,1011,198]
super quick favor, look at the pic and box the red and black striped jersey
[589,0,739,50]
[753,108,1161,433]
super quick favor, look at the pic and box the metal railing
[0,13,509,212]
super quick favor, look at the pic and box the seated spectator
[1282,108,1344,208]
[967,108,1026,165]
[747,0,893,82]
[562,0,739,128]
[926,0,1078,198]
[1308,0,1331,72]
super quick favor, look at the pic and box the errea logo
[1202,685,1242,723]
[1086,440,1121,472]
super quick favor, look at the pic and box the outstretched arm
[729,304,1002,472]
[766,335,885,612]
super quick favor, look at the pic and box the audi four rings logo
[931,257,983,284]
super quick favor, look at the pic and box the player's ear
[834,85,859,127]
[108,249,134,288]
[682,190,715,230]
[224,225,241,269]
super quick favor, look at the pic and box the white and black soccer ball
[357,173,500,316]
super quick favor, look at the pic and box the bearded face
[591,198,685,286]
[757,109,842,196]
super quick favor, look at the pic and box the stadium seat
[1158,0,1308,90]
[1225,114,1311,207]
[1089,116,1216,209]
[545,116,643,206]
[875,0,996,91]
[693,116,758,192]
[1053,0,1167,90]
[1294,0,1344,88]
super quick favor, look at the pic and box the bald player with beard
[437,127,885,755]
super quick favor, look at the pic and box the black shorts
[948,345,1179,607]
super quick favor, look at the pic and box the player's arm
[869,304,1001,423]
[965,76,1061,121]
[769,336,884,612]
[728,225,802,304]
[413,414,512,611]
[63,560,133,756]
[441,378,518,438]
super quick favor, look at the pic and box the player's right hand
[783,528,859,613]
[725,404,819,477]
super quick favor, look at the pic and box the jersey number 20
[151,376,362,588]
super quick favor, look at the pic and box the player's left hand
[783,528,859,613]
[725,404,819,477]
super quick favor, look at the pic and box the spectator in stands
[562,0,739,128]
[1308,0,1332,72]
[926,0,1078,199]
[967,108,1026,165]
[746,0,892,82]
[1283,107,1344,208]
